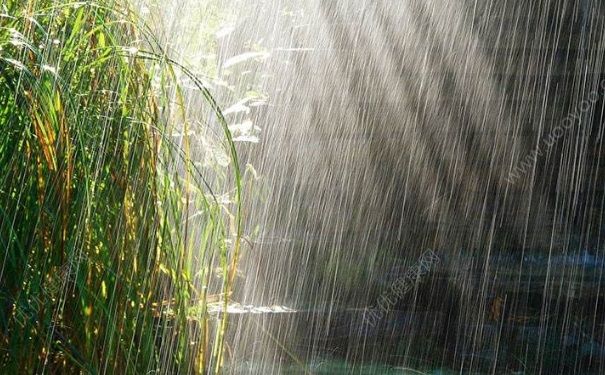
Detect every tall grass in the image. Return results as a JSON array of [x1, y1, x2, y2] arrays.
[[0, 0, 241, 373]]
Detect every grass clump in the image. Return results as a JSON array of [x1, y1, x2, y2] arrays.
[[0, 0, 241, 373]]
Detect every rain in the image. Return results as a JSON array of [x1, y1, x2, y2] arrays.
[[2, 0, 605, 374]]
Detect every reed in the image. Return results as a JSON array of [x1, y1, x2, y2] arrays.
[[0, 0, 241, 373]]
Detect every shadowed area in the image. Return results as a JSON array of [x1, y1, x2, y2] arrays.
[[126, 0, 605, 372], [205, 0, 605, 373]]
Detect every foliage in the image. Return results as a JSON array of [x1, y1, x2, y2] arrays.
[[0, 0, 241, 373]]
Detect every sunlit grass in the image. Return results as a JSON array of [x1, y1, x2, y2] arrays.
[[0, 0, 241, 373]]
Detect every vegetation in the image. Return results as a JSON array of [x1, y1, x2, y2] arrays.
[[0, 0, 241, 373]]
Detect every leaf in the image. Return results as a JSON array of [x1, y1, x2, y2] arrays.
[[215, 25, 235, 39], [222, 51, 270, 69], [228, 119, 254, 134], [224, 99, 251, 115], [233, 135, 259, 143]]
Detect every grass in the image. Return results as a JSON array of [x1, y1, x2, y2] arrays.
[[0, 0, 242, 373]]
